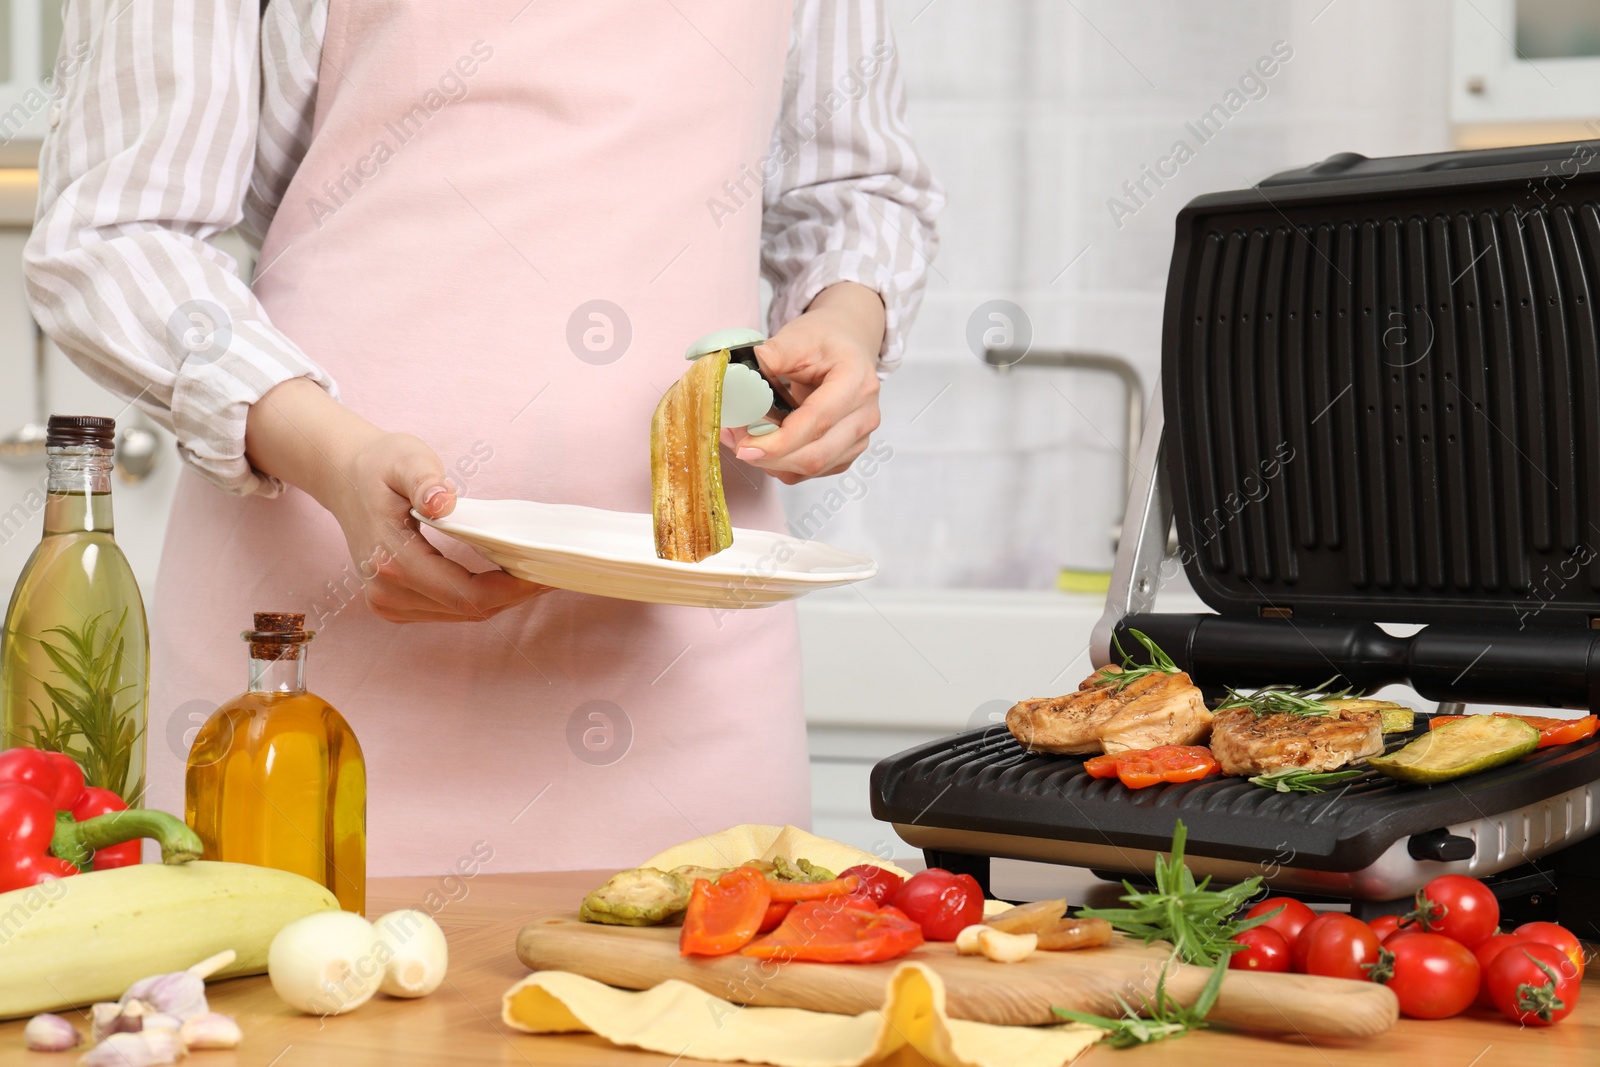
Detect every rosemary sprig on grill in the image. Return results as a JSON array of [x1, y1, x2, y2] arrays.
[[1054, 952, 1228, 1048], [1091, 629, 1181, 691], [1213, 678, 1350, 717], [1075, 820, 1274, 967], [1248, 767, 1365, 793]]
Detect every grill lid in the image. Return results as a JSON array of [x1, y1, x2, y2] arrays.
[[1163, 140, 1600, 628]]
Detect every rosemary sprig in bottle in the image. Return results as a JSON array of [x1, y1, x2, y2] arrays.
[[1075, 820, 1274, 967], [1091, 629, 1182, 692], [20, 609, 145, 800]]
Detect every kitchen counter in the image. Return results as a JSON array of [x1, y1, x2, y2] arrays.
[[7, 870, 1598, 1065]]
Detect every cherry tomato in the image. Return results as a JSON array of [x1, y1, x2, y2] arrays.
[[1246, 897, 1316, 949], [1368, 915, 1403, 942], [1407, 874, 1498, 949], [889, 868, 983, 941], [1229, 925, 1291, 972], [1301, 914, 1380, 981], [1290, 913, 1337, 973], [1472, 933, 1533, 1008], [1370, 932, 1480, 1019], [838, 864, 905, 907], [1513, 921, 1587, 979], [1486, 942, 1581, 1026]]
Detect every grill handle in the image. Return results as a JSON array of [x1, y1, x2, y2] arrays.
[[1119, 614, 1600, 710]]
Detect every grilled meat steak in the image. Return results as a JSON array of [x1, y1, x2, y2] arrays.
[[1006, 668, 1213, 755], [1208, 704, 1384, 776]]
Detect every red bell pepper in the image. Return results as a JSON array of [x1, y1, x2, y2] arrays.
[[742, 900, 925, 963], [0, 747, 202, 892]]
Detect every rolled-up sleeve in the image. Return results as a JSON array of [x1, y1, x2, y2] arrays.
[[24, 0, 334, 497], [760, 0, 944, 372]]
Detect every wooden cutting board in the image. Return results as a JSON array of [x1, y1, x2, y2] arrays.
[[517, 913, 1397, 1038]]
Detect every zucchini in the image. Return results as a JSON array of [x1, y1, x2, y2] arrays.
[[1325, 698, 1415, 734], [0, 861, 338, 1019], [1367, 715, 1539, 785], [651, 349, 733, 562]]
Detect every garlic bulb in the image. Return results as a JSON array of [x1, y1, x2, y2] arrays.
[[24, 1013, 80, 1052], [373, 909, 449, 998], [268, 910, 383, 1015]]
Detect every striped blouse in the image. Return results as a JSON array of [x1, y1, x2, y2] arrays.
[[25, 0, 942, 497]]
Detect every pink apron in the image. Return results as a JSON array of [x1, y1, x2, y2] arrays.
[[147, 0, 807, 875]]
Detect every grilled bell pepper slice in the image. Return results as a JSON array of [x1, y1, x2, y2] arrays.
[[741, 900, 924, 964], [1430, 713, 1598, 749], [0, 747, 202, 891], [1083, 745, 1219, 788], [765, 873, 860, 902], [679, 866, 772, 957]]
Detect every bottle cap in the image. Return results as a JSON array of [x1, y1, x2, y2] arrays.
[[46, 415, 114, 450], [244, 611, 315, 660]]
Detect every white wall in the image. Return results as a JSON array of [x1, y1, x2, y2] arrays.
[[781, 0, 1456, 588]]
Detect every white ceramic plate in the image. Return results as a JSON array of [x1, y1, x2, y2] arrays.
[[413, 498, 877, 609]]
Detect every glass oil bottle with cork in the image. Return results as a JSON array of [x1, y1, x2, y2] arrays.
[[2, 415, 149, 805], [186, 612, 366, 912]]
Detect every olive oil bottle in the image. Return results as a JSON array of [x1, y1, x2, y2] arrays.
[[186, 612, 366, 912], [1, 416, 149, 805]]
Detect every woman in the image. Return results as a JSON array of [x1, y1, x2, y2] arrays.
[[26, 1, 939, 873]]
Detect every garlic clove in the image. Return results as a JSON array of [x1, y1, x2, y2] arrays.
[[76, 1031, 179, 1067], [24, 1013, 81, 1052], [90, 1002, 136, 1043], [139, 1012, 183, 1034], [119, 970, 208, 1021], [373, 909, 449, 998], [178, 1012, 242, 1051]]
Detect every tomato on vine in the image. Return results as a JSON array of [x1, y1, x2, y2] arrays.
[[1404, 874, 1498, 949], [1486, 942, 1580, 1026], [1367, 932, 1480, 1019]]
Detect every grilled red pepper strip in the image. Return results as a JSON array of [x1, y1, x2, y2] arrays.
[[766, 874, 861, 903], [680, 867, 772, 957], [0, 747, 201, 890]]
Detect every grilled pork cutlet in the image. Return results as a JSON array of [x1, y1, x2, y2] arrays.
[[1209, 704, 1384, 776], [1006, 669, 1213, 755]]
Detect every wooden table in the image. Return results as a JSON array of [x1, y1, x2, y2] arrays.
[[6, 871, 1598, 1065]]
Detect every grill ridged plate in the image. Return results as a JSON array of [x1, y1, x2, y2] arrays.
[[870, 721, 1600, 871], [1164, 149, 1600, 625]]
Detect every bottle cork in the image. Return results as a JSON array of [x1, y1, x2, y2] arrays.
[[248, 611, 312, 660]]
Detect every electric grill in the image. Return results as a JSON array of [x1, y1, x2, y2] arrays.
[[871, 142, 1600, 930]]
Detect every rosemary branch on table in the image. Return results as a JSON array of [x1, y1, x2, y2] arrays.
[[1074, 820, 1273, 967], [1248, 767, 1366, 793], [1091, 629, 1182, 691], [1053, 952, 1229, 1048], [1212, 678, 1350, 717]]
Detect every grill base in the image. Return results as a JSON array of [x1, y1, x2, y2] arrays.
[[894, 774, 1599, 900]]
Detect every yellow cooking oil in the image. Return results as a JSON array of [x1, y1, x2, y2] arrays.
[[185, 612, 365, 913]]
